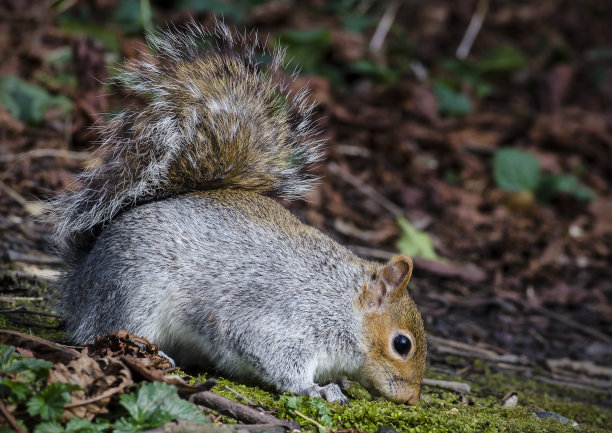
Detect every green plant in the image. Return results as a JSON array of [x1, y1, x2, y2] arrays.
[[536, 173, 595, 202], [114, 381, 208, 433], [0, 345, 208, 433], [433, 44, 528, 117], [279, 395, 332, 433], [275, 28, 333, 73], [0, 345, 74, 431], [0, 76, 73, 125], [175, 0, 267, 21], [34, 417, 110, 433], [493, 148, 595, 202], [432, 80, 472, 117], [396, 216, 439, 261], [112, 0, 153, 35]]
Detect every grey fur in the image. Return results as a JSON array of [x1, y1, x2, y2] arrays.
[[61, 191, 377, 400]]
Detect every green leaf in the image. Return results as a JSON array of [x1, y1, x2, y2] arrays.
[[27, 382, 75, 421], [57, 20, 120, 53], [113, 418, 142, 433], [276, 29, 332, 72], [116, 382, 208, 432], [441, 59, 495, 100], [397, 216, 439, 261], [0, 377, 32, 402], [280, 395, 332, 430], [33, 422, 65, 433], [112, 0, 153, 35], [5, 358, 52, 379], [311, 397, 332, 427], [65, 417, 110, 433], [349, 60, 397, 84], [280, 395, 302, 411], [476, 44, 527, 73], [0, 76, 73, 125], [536, 174, 596, 202], [493, 148, 541, 192], [0, 345, 15, 368], [342, 13, 376, 32], [432, 81, 472, 117], [176, 0, 248, 20]]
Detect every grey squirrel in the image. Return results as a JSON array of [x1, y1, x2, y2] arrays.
[[47, 21, 426, 405]]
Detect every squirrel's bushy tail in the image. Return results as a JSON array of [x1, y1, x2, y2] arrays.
[[47, 20, 323, 261]]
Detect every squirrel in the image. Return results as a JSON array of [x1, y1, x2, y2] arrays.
[[47, 21, 427, 405]]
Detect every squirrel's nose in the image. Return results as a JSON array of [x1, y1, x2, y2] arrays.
[[396, 386, 420, 405], [405, 391, 420, 405]]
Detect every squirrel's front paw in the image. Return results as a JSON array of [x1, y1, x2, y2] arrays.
[[307, 383, 349, 405]]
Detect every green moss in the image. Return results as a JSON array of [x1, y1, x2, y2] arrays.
[[211, 377, 280, 409], [183, 368, 609, 433]]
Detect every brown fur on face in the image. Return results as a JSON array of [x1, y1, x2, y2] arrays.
[[356, 256, 427, 404]]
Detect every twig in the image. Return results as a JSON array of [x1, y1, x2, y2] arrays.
[[0, 180, 27, 206], [0, 148, 90, 162], [189, 391, 299, 430], [141, 421, 286, 433], [546, 358, 612, 378], [533, 375, 610, 395], [228, 425, 286, 432], [456, 0, 490, 59], [0, 305, 61, 318], [5, 268, 60, 283], [431, 344, 528, 365], [429, 335, 506, 358], [64, 386, 125, 409], [0, 296, 44, 302], [4, 250, 63, 265], [422, 378, 471, 394], [369, 0, 403, 53], [224, 385, 257, 407], [0, 330, 79, 363], [327, 162, 404, 217], [0, 401, 27, 433], [550, 372, 612, 389], [293, 409, 327, 432], [534, 307, 612, 344]]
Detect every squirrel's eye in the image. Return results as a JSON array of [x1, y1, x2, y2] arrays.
[[393, 334, 412, 357]]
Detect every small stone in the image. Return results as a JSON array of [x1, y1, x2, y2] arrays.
[[501, 392, 518, 409], [445, 407, 459, 415]]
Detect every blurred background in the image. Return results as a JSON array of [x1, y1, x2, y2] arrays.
[[0, 0, 611, 424]]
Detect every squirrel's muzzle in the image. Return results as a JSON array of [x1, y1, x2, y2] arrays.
[[404, 390, 420, 405], [388, 384, 421, 405]]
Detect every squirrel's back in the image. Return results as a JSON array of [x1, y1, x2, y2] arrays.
[[46, 21, 322, 262], [60, 190, 374, 368]]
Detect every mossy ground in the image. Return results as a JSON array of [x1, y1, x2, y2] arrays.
[[184, 365, 611, 433], [1, 271, 610, 432]]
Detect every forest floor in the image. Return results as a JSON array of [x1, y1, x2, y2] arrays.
[[0, 0, 611, 432]]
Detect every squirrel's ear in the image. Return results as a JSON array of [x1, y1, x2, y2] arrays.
[[360, 256, 413, 312], [381, 255, 413, 295]]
